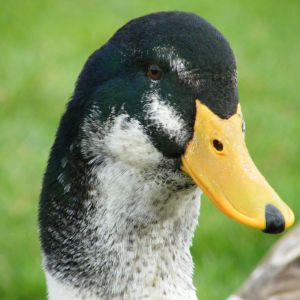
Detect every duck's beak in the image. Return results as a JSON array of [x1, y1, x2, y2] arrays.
[[181, 100, 294, 233]]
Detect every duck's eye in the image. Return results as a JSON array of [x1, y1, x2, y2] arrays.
[[242, 120, 246, 133], [213, 139, 223, 152], [147, 64, 162, 80]]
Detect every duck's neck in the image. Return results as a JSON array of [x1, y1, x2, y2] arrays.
[[43, 159, 201, 300]]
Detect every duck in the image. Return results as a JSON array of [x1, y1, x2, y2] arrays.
[[228, 223, 300, 300], [39, 11, 295, 300]]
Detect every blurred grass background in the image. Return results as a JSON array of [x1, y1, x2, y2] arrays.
[[1, 0, 300, 299]]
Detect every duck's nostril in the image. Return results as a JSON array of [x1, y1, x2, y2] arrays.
[[264, 204, 285, 234], [213, 139, 223, 151]]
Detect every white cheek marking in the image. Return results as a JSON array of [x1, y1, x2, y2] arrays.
[[144, 90, 188, 145], [80, 106, 162, 167], [103, 114, 162, 167]]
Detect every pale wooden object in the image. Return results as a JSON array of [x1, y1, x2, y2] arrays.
[[228, 224, 300, 300]]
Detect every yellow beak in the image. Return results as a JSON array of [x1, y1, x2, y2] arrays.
[[182, 100, 294, 233]]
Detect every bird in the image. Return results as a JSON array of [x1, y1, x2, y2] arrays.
[[39, 11, 295, 300], [228, 223, 300, 300]]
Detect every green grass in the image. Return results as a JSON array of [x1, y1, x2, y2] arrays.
[[1, 1, 299, 299]]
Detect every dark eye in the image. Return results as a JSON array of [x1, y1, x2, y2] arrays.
[[147, 64, 162, 80], [213, 139, 223, 152]]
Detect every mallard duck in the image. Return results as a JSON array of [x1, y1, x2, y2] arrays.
[[228, 224, 300, 300], [39, 11, 294, 300]]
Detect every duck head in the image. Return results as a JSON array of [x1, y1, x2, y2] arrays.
[[42, 12, 294, 243]]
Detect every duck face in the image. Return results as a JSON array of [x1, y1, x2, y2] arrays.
[[70, 12, 293, 233]]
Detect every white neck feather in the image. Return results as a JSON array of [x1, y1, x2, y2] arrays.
[[45, 159, 201, 299], [44, 114, 202, 300]]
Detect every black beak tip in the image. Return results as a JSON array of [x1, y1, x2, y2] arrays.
[[264, 204, 285, 234]]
